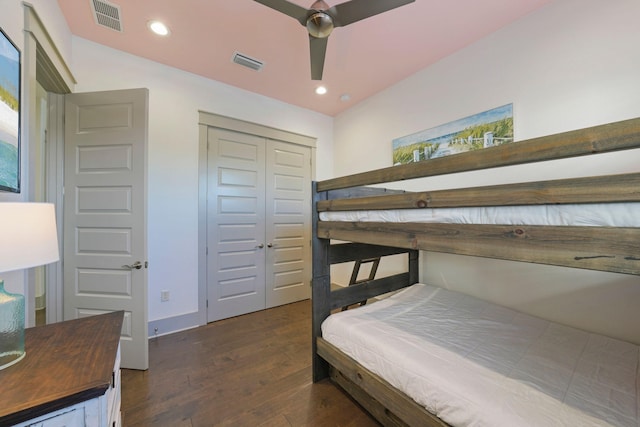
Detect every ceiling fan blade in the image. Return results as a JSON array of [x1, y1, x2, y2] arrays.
[[309, 35, 329, 80], [253, 0, 309, 25], [329, 0, 415, 27]]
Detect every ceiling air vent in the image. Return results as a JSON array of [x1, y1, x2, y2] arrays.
[[232, 52, 264, 72], [90, 0, 123, 32]]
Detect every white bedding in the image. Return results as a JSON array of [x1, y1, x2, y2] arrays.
[[319, 203, 640, 227], [321, 283, 640, 427]]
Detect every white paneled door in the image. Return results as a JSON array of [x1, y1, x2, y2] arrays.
[[265, 140, 311, 307], [207, 129, 267, 321], [207, 128, 311, 322], [64, 88, 148, 370]]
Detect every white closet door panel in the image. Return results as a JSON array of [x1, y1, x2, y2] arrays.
[[265, 140, 311, 307], [207, 128, 266, 321]]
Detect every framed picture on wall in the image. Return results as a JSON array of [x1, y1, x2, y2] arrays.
[[0, 27, 20, 193], [392, 104, 514, 165]]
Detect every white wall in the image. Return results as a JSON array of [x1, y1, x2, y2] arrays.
[[70, 37, 334, 330], [332, 0, 640, 344]]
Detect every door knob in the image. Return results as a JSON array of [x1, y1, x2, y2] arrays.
[[123, 261, 143, 270], [256, 244, 264, 249]]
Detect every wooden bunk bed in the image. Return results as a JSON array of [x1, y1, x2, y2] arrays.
[[311, 117, 640, 427]]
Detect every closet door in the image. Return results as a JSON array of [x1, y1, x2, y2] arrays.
[[207, 128, 266, 321], [206, 126, 312, 322], [265, 140, 311, 307]]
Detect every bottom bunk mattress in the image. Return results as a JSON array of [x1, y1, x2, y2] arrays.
[[321, 283, 639, 427]]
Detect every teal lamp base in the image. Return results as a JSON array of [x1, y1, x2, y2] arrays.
[[0, 280, 26, 370]]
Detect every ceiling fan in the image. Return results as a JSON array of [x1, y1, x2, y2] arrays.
[[253, 0, 415, 80]]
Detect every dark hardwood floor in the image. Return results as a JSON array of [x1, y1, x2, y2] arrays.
[[121, 300, 380, 426]]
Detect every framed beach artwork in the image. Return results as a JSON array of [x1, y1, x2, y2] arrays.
[[0, 28, 20, 193], [392, 104, 514, 165]]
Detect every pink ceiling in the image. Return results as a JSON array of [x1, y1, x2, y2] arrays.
[[56, 0, 553, 116]]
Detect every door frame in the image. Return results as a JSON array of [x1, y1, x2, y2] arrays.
[[198, 112, 316, 324], [23, 3, 76, 325]]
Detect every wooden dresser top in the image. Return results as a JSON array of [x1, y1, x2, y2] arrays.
[[0, 311, 124, 425]]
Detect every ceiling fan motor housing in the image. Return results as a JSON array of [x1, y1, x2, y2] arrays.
[[307, 11, 334, 38]]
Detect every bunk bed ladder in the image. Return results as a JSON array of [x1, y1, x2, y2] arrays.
[[341, 257, 381, 311]]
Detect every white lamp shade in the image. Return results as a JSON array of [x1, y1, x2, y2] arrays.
[[0, 203, 60, 273]]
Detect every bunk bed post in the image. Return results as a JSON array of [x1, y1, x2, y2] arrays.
[[409, 249, 419, 285], [311, 182, 331, 382]]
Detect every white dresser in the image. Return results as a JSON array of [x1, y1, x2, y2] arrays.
[[0, 311, 124, 427]]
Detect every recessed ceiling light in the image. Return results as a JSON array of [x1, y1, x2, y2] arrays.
[[148, 20, 170, 36], [315, 86, 327, 95]]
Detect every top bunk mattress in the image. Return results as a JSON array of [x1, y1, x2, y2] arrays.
[[321, 283, 640, 427], [319, 203, 640, 227]]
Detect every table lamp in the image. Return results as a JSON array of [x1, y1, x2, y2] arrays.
[[0, 203, 59, 370]]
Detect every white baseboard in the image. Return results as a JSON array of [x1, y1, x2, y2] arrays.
[[147, 311, 201, 339]]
